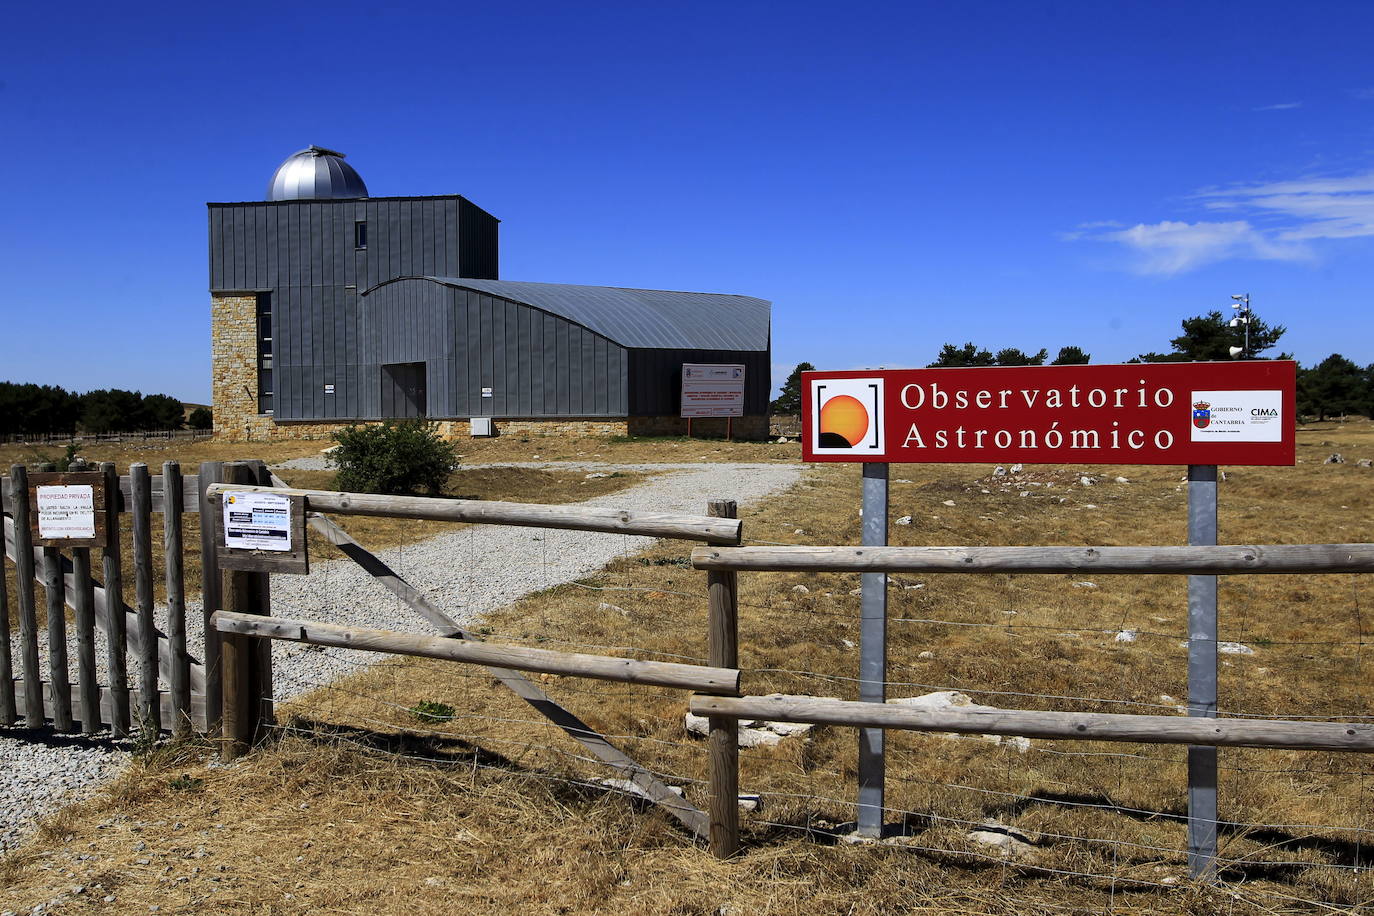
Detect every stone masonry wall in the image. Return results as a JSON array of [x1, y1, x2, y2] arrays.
[[210, 294, 273, 443]]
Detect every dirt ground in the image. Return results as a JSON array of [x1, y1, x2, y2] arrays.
[[1, 421, 1372, 914]]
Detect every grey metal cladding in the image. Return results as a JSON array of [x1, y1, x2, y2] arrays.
[[361, 280, 628, 418], [402, 278, 769, 352], [627, 348, 772, 416]]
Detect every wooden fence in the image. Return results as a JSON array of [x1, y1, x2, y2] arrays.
[[687, 540, 1374, 863], [0, 460, 263, 736], [206, 476, 744, 842], [0, 429, 213, 446]]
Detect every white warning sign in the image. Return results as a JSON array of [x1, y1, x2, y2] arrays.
[[223, 491, 293, 551], [36, 485, 96, 539]]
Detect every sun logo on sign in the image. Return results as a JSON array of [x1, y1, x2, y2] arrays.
[[819, 395, 870, 448], [809, 377, 885, 455]]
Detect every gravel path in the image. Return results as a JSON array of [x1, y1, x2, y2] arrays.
[[0, 460, 801, 852]]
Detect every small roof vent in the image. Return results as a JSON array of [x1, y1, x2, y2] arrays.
[[266, 145, 368, 201]]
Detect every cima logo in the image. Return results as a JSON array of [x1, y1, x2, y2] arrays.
[[809, 377, 884, 455], [1192, 401, 1211, 430]]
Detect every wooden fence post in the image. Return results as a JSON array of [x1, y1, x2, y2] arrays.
[[129, 463, 159, 733], [220, 462, 273, 760], [163, 461, 191, 737], [0, 478, 14, 727], [101, 462, 130, 737], [9, 466, 43, 728], [199, 461, 225, 734], [37, 462, 73, 733], [706, 499, 740, 859]]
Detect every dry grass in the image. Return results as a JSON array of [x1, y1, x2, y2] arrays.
[[2, 421, 1373, 913]]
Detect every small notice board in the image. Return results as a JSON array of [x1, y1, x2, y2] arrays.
[[212, 490, 309, 574], [28, 471, 110, 548], [681, 363, 746, 418]]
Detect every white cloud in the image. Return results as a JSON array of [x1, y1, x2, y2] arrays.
[[1095, 220, 1309, 274], [1077, 169, 1374, 273], [1252, 101, 1302, 111], [1198, 172, 1374, 241]]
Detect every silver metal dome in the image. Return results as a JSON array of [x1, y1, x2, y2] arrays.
[[266, 146, 368, 201]]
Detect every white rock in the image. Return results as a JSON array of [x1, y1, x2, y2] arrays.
[[738, 794, 762, 812], [848, 587, 863, 596], [794, 528, 805, 534], [1019, 491, 1030, 498], [942, 499, 956, 507], [1114, 476, 1129, 483], [584, 472, 610, 479], [903, 583, 925, 590], [842, 639, 856, 649], [966, 828, 1035, 858], [917, 650, 935, 659], [792, 584, 810, 594], [1219, 642, 1255, 655], [596, 602, 627, 616], [895, 515, 912, 525], [888, 691, 1033, 752], [1010, 464, 1023, 473], [1073, 581, 1097, 589], [1115, 629, 1137, 643], [992, 466, 1007, 477], [1079, 476, 1096, 486], [594, 778, 685, 800]]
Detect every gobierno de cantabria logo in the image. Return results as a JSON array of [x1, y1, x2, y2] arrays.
[[810, 377, 885, 455]]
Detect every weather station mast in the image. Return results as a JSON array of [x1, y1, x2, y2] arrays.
[[1228, 293, 1252, 359]]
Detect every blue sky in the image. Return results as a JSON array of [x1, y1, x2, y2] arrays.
[[4, 1, 1374, 403]]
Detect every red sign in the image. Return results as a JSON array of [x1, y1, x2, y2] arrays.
[[802, 361, 1295, 466]]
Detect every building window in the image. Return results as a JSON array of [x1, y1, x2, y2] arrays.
[[256, 292, 273, 415], [354, 220, 367, 250]]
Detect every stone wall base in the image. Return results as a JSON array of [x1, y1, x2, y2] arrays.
[[213, 415, 769, 442]]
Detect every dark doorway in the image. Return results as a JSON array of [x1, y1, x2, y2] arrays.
[[381, 362, 428, 418]]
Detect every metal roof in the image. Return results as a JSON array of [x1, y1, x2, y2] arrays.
[[368, 277, 771, 351], [266, 146, 368, 201]]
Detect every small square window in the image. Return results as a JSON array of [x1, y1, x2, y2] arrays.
[[354, 220, 368, 249]]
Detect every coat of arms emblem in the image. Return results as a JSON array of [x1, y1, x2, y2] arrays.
[[1192, 401, 1211, 429]]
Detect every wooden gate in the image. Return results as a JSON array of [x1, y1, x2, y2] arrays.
[[1, 461, 214, 735]]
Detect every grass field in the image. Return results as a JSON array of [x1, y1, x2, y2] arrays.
[[1, 422, 1372, 914]]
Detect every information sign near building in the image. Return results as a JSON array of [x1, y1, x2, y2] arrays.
[[28, 471, 109, 548], [681, 364, 746, 418], [213, 490, 309, 574], [803, 361, 1295, 466]]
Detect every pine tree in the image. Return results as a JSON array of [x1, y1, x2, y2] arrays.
[[770, 362, 814, 414]]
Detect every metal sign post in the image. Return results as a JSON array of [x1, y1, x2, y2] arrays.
[[1187, 465, 1219, 878], [857, 462, 889, 837]]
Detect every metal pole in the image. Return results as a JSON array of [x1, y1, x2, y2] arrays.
[[1244, 294, 1251, 359], [1187, 464, 1219, 879], [857, 462, 888, 837]]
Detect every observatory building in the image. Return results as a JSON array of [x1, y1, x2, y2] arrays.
[[209, 146, 771, 441]]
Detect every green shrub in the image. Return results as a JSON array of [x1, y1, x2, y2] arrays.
[[330, 420, 457, 496], [409, 700, 456, 724]]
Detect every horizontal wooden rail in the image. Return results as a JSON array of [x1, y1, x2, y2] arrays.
[[11, 679, 208, 733], [3, 474, 201, 514], [690, 695, 1374, 753], [213, 611, 741, 693], [691, 544, 1374, 575], [207, 483, 742, 544]]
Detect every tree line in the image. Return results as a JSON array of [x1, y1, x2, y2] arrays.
[[771, 310, 1374, 421], [0, 382, 213, 437]]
